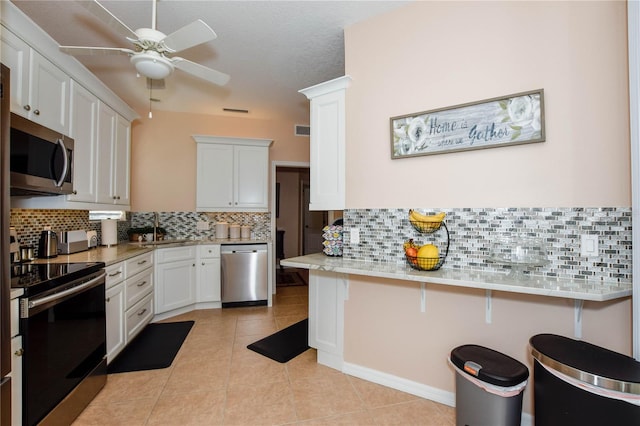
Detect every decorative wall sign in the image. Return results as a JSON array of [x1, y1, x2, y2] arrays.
[[390, 89, 545, 159]]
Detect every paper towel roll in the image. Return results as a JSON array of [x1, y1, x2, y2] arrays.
[[101, 219, 118, 246]]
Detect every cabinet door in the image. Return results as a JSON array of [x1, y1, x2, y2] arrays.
[[197, 258, 221, 302], [155, 259, 196, 314], [0, 29, 30, 117], [95, 102, 116, 204], [234, 145, 269, 209], [11, 335, 23, 426], [29, 51, 69, 134], [196, 143, 234, 210], [308, 270, 346, 370], [67, 81, 98, 202], [113, 114, 131, 205], [105, 283, 125, 363]]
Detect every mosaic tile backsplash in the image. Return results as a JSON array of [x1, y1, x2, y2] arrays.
[[10, 209, 271, 257], [130, 212, 271, 240], [343, 208, 632, 283], [10, 207, 631, 283]]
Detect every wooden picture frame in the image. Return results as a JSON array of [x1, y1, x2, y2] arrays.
[[390, 89, 545, 159]]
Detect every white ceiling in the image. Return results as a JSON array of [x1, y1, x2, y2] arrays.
[[10, 0, 409, 122]]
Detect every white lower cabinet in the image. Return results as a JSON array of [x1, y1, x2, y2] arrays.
[[154, 246, 197, 315], [126, 293, 153, 342], [196, 245, 221, 303], [105, 283, 125, 363], [308, 270, 347, 371], [105, 252, 154, 363]]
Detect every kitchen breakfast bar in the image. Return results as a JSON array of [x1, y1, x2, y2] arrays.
[[281, 253, 632, 372]]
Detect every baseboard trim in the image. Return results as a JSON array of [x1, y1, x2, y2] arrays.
[[342, 361, 533, 426]]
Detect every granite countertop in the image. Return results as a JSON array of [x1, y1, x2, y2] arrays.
[[29, 238, 270, 267], [280, 253, 632, 302]]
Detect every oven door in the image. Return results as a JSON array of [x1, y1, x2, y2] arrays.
[[20, 271, 106, 426]]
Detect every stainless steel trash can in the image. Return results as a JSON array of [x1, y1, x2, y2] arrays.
[[530, 334, 640, 426], [450, 345, 529, 426]]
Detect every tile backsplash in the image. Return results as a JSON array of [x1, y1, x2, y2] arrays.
[[344, 207, 632, 283], [9, 209, 271, 256], [10, 207, 632, 284]]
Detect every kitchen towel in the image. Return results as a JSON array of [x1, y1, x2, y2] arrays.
[[101, 219, 118, 246]]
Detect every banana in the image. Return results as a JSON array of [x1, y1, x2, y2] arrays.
[[409, 209, 445, 223]]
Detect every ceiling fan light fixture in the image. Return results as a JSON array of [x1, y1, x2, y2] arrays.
[[131, 51, 173, 80]]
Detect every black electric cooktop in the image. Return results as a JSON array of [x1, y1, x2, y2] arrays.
[[11, 261, 105, 295]]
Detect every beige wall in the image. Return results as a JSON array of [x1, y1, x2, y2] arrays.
[[343, 1, 632, 414], [130, 110, 310, 211], [344, 0, 630, 209]]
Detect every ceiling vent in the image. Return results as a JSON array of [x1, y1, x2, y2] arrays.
[[295, 124, 310, 137]]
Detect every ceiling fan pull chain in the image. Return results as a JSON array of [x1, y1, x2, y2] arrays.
[[148, 86, 153, 119]]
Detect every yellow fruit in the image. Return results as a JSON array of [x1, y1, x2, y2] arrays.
[[417, 244, 439, 259], [409, 210, 446, 223]]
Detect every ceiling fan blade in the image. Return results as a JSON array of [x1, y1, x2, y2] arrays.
[[59, 46, 134, 56], [77, 0, 138, 40], [146, 78, 166, 90], [171, 57, 230, 86], [161, 20, 217, 53]]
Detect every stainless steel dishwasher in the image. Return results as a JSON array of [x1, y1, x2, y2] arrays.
[[220, 243, 268, 307]]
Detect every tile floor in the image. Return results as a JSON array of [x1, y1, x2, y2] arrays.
[[73, 275, 455, 425]]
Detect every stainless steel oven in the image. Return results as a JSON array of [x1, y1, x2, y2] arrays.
[[12, 262, 106, 426], [9, 112, 74, 197]]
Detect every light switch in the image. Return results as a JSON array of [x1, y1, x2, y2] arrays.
[[581, 234, 598, 257], [351, 228, 360, 245]]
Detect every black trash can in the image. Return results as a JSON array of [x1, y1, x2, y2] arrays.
[[530, 334, 640, 426], [450, 344, 529, 426]]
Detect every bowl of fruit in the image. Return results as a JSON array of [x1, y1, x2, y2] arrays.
[[408, 210, 446, 233], [403, 239, 446, 271]]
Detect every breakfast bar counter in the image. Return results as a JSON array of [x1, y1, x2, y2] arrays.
[[281, 253, 632, 302]]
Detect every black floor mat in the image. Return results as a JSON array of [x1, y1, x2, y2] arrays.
[[247, 318, 309, 363], [107, 321, 194, 374]]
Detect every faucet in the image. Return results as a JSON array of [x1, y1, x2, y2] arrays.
[[153, 212, 159, 241]]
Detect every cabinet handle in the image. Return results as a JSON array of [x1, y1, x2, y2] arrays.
[[105, 297, 110, 302], [72, 190, 77, 195], [23, 105, 30, 111], [137, 281, 146, 287], [202, 262, 205, 266], [112, 196, 117, 200], [137, 308, 147, 316], [117, 196, 121, 200], [228, 202, 232, 205], [192, 263, 195, 267], [137, 260, 147, 265], [108, 271, 122, 277], [14, 348, 24, 357], [34, 109, 40, 115]]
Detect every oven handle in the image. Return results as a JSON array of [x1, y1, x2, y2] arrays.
[[24, 272, 106, 315]]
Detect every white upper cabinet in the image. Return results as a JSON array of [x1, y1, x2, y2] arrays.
[[194, 136, 273, 212], [299, 76, 352, 211], [1, 27, 69, 135], [113, 114, 131, 206], [67, 81, 98, 202]]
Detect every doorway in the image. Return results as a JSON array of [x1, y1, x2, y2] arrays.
[[273, 165, 326, 263]]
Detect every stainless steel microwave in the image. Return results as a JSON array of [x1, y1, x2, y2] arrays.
[[10, 113, 74, 196]]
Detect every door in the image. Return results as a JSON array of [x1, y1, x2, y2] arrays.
[[302, 184, 326, 254]]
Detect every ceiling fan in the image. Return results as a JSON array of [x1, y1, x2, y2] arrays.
[[59, 0, 230, 87]]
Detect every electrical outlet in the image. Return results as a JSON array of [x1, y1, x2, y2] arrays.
[[196, 221, 210, 231], [351, 228, 360, 244], [581, 234, 598, 257]]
